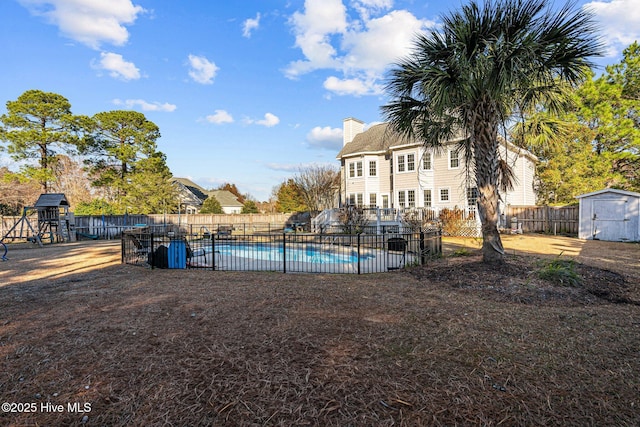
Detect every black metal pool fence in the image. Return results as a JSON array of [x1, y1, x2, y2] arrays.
[[122, 228, 442, 274]]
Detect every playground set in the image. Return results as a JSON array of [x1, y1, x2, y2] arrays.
[[1, 193, 76, 260]]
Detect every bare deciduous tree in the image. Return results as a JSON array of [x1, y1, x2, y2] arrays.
[[0, 167, 41, 215], [292, 165, 340, 214], [50, 155, 93, 208], [338, 205, 369, 234]]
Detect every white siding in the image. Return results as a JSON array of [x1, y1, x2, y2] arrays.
[[498, 148, 536, 206], [339, 123, 537, 212]]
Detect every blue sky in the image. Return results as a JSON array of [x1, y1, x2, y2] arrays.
[[1, 0, 638, 201]]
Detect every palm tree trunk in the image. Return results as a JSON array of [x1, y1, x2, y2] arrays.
[[471, 101, 505, 264]]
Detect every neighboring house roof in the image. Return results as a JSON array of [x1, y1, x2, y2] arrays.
[[34, 193, 70, 208], [208, 190, 244, 208], [172, 177, 209, 201], [171, 178, 244, 208]]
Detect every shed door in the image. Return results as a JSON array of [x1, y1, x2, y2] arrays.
[[591, 198, 628, 241]]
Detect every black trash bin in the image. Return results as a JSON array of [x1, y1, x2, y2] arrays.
[[388, 237, 406, 252], [150, 245, 169, 269]]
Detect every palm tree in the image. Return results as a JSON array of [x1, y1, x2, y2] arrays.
[[382, 0, 602, 263]]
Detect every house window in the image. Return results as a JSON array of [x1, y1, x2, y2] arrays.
[[407, 154, 415, 171], [369, 193, 377, 207], [424, 189, 432, 207], [369, 161, 377, 176], [382, 195, 389, 209], [398, 191, 406, 208], [423, 153, 432, 170], [348, 194, 356, 205], [449, 150, 460, 169], [408, 190, 415, 207], [439, 188, 450, 202], [349, 163, 355, 178], [356, 161, 363, 177], [467, 187, 479, 206], [397, 155, 405, 172]]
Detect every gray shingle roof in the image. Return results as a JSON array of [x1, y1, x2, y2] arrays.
[[171, 178, 244, 208], [34, 193, 69, 208], [337, 123, 404, 158], [336, 122, 531, 162], [207, 190, 244, 208], [172, 178, 209, 201]]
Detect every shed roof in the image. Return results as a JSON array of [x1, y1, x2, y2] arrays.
[[34, 193, 69, 208], [575, 189, 640, 199]]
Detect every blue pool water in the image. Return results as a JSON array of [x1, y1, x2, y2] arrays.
[[202, 243, 374, 264]]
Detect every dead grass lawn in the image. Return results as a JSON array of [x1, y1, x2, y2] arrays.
[[0, 235, 638, 426]]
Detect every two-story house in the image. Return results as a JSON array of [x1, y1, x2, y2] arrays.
[[337, 117, 536, 212]]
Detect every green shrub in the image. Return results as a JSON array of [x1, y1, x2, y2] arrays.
[[451, 247, 472, 257], [537, 256, 581, 286]]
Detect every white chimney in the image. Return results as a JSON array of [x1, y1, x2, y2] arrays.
[[343, 117, 364, 146]]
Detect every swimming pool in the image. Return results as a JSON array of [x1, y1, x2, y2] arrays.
[[123, 231, 439, 273], [197, 242, 376, 264]]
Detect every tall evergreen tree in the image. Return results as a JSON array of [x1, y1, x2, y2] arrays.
[[82, 110, 160, 198], [0, 90, 83, 192], [577, 43, 640, 191], [514, 43, 640, 203], [123, 152, 177, 214]]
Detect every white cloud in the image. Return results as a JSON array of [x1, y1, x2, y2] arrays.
[[206, 110, 234, 124], [286, 0, 348, 79], [352, 0, 393, 20], [584, 0, 640, 57], [342, 10, 432, 71], [113, 99, 176, 112], [265, 161, 334, 172], [187, 54, 219, 84], [285, 0, 436, 96], [246, 113, 280, 127], [306, 126, 343, 150], [242, 13, 261, 38], [323, 75, 382, 96], [94, 52, 141, 80], [265, 162, 301, 172], [18, 0, 145, 49]]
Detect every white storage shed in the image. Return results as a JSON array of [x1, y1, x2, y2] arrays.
[[576, 189, 640, 242]]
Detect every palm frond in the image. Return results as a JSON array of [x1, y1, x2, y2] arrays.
[[498, 158, 517, 192]]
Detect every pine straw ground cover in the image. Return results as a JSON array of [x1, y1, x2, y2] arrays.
[[0, 237, 639, 426]]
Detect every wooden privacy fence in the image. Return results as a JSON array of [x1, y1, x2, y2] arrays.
[[1, 206, 578, 240], [504, 205, 578, 235], [1, 213, 299, 241], [73, 213, 299, 239]]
